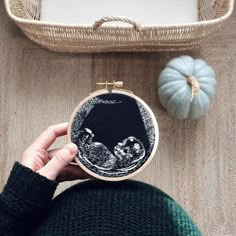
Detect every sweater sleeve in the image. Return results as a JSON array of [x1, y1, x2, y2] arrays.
[[0, 162, 58, 236]]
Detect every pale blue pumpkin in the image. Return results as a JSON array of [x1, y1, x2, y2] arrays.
[[158, 55, 217, 119]]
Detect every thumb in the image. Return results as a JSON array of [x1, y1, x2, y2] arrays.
[[38, 143, 78, 180]]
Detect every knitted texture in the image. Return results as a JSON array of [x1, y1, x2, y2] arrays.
[[0, 163, 202, 236], [0, 162, 58, 235], [32, 181, 202, 236]]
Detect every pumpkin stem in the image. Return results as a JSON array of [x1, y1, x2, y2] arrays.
[[187, 76, 200, 102]]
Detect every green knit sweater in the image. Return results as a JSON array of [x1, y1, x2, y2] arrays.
[[0, 162, 202, 236]]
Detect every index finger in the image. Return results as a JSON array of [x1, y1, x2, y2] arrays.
[[31, 123, 69, 150]]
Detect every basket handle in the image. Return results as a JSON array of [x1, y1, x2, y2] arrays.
[[93, 16, 142, 32]]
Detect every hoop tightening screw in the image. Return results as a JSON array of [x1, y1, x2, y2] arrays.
[[96, 81, 123, 89]]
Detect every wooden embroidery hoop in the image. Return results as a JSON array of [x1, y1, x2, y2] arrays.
[[67, 81, 159, 181]]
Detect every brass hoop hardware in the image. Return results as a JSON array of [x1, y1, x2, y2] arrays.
[[96, 81, 124, 90]]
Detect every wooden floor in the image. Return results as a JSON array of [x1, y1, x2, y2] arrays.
[[0, 2, 235, 235]]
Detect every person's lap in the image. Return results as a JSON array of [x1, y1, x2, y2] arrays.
[[31, 180, 201, 236]]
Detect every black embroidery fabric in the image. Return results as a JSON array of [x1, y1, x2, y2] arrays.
[[71, 93, 156, 178]]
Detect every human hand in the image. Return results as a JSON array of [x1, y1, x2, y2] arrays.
[[20, 123, 89, 182]]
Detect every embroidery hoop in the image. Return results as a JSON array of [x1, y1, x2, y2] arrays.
[[68, 83, 159, 181]]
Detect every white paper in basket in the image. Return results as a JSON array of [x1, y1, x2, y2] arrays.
[[40, 0, 198, 26]]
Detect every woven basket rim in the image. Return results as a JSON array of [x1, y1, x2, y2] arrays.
[[4, 0, 234, 29]]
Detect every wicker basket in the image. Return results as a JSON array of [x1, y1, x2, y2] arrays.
[[4, 0, 234, 53]]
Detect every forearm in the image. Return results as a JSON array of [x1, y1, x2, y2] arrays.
[[0, 162, 58, 235]]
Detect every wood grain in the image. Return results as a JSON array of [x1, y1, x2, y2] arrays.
[[0, 1, 235, 235]]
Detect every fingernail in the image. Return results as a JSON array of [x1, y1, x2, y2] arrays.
[[65, 143, 78, 155]]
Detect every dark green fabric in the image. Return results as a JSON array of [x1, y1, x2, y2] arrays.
[[0, 162, 202, 236], [0, 162, 58, 235]]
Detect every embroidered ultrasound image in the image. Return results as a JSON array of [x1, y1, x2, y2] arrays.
[[71, 93, 155, 178]]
